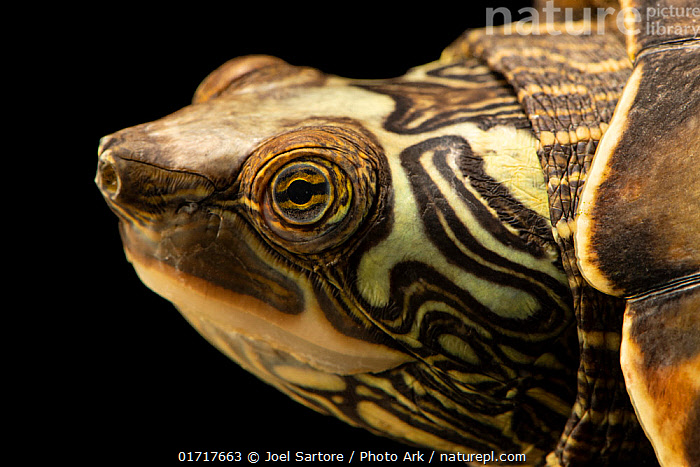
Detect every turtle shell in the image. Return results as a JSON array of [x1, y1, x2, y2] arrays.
[[443, 1, 699, 465], [573, 1, 700, 465]]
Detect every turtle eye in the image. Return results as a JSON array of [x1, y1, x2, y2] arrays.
[[242, 126, 382, 256], [271, 162, 335, 225], [264, 158, 353, 245]]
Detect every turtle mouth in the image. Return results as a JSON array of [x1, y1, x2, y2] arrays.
[[95, 147, 306, 318], [96, 146, 410, 376], [96, 141, 227, 261], [96, 147, 218, 226]]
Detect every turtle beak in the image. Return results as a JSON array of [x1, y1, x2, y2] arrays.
[[95, 125, 226, 273], [95, 134, 217, 222], [94, 90, 290, 271]]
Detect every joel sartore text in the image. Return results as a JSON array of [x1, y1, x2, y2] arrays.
[[177, 450, 527, 463]]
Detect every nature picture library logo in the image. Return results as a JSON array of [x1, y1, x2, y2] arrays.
[[485, 0, 700, 36], [645, 4, 700, 36]]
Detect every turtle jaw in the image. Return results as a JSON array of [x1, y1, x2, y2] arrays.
[[100, 199, 410, 377]]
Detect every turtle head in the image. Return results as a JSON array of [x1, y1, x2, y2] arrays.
[[96, 55, 412, 377]]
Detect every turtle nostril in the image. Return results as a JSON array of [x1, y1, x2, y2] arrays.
[[97, 157, 120, 197]]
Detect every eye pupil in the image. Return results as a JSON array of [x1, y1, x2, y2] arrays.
[[287, 179, 314, 205], [270, 162, 336, 227]]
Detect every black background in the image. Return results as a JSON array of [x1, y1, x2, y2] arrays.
[[65, 2, 531, 464]]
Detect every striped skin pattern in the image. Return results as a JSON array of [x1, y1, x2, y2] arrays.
[[96, 42, 638, 465], [444, 25, 657, 465]]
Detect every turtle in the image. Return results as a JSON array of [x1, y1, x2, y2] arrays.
[[95, 0, 699, 465]]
